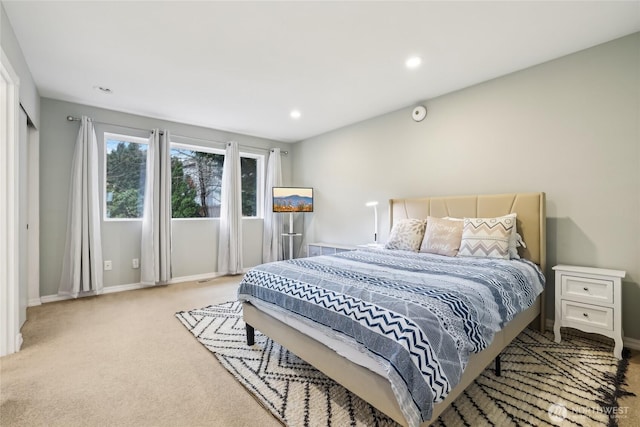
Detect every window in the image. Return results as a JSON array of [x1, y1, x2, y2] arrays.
[[240, 156, 258, 217], [104, 133, 148, 219], [171, 144, 224, 218], [104, 133, 263, 220], [170, 143, 263, 218]]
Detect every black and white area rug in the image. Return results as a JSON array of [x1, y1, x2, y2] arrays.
[[176, 301, 634, 427]]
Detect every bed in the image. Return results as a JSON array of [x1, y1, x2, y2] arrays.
[[238, 192, 546, 426]]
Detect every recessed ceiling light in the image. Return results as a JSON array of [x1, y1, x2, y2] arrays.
[[290, 110, 301, 119], [93, 85, 113, 94], [405, 56, 422, 69]]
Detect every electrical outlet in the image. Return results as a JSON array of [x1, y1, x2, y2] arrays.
[[104, 260, 112, 271], [132, 258, 139, 269]]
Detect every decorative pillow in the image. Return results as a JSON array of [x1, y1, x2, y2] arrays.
[[502, 213, 521, 259], [385, 219, 426, 252], [458, 215, 515, 259], [509, 231, 526, 259], [419, 216, 463, 257]]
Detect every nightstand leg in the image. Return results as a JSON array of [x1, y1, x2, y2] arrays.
[[553, 322, 561, 343], [614, 337, 623, 360]]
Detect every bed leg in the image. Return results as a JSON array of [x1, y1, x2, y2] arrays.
[[246, 324, 255, 346], [495, 355, 501, 377], [539, 294, 546, 332]]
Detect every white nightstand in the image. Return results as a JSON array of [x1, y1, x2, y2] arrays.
[[307, 242, 356, 257], [356, 243, 385, 249], [553, 264, 626, 359]]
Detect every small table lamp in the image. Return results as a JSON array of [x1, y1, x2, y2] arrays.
[[365, 201, 379, 243]]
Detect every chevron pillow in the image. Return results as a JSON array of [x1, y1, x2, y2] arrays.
[[458, 215, 515, 259]]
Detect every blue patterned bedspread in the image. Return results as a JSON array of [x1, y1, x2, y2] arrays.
[[237, 249, 545, 427]]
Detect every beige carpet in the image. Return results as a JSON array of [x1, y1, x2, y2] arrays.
[[0, 277, 280, 427], [2, 277, 639, 426]]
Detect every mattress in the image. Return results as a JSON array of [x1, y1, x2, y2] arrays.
[[249, 298, 387, 376]]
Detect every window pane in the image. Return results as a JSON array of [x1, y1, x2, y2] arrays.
[[105, 139, 147, 219], [241, 157, 257, 217], [171, 148, 224, 218]]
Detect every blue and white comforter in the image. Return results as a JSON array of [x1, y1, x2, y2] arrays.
[[237, 249, 545, 427]]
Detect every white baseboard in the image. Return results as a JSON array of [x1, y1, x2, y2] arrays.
[[167, 269, 250, 284], [28, 298, 42, 307], [36, 271, 248, 305], [166, 272, 225, 284], [40, 290, 100, 304], [623, 336, 640, 351], [102, 282, 157, 294]]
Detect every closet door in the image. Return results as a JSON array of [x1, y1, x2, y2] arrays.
[[18, 107, 27, 328]]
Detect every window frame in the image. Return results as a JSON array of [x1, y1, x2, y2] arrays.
[[240, 151, 264, 219], [103, 132, 150, 222], [169, 141, 264, 219]]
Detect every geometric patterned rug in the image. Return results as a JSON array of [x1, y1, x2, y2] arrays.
[[176, 301, 634, 427]]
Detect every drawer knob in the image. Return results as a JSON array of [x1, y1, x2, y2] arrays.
[[583, 287, 589, 292], [583, 313, 589, 318]]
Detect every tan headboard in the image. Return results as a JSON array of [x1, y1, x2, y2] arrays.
[[389, 192, 546, 270]]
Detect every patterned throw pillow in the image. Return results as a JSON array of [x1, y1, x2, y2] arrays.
[[419, 216, 464, 257], [385, 219, 426, 252], [458, 215, 515, 259]]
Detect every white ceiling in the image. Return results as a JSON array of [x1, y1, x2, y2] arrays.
[[4, 1, 640, 143]]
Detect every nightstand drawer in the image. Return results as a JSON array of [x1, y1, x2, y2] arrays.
[[321, 246, 337, 255], [308, 245, 323, 257], [307, 243, 356, 257], [560, 274, 613, 304], [562, 301, 613, 330], [334, 248, 353, 253]]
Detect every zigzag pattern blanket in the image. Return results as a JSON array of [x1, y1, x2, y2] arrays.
[[237, 249, 545, 427]]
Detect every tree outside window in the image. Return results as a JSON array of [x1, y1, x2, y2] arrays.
[[241, 157, 257, 217], [171, 147, 224, 218], [170, 145, 259, 218], [105, 135, 261, 220], [105, 135, 148, 219]]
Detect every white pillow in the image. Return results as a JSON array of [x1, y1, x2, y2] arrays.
[[510, 231, 527, 259], [503, 213, 526, 259]]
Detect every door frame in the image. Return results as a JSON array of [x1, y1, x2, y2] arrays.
[[27, 125, 40, 307], [0, 47, 22, 356]]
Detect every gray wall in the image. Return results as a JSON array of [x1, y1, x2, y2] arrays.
[[292, 33, 640, 339], [0, 2, 39, 127], [40, 98, 291, 297]]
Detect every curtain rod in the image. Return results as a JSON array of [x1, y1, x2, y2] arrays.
[[66, 115, 152, 134], [66, 115, 288, 155]]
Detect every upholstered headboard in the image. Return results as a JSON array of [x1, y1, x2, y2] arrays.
[[389, 192, 546, 270]]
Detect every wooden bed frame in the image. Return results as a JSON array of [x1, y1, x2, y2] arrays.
[[243, 192, 546, 426]]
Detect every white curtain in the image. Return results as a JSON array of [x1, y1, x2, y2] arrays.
[[262, 148, 283, 263], [58, 116, 103, 297], [217, 141, 243, 275], [140, 129, 172, 284]]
